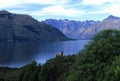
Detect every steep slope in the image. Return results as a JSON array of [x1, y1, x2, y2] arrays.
[[81, 15, 120, 39], [0, 10, 68, 41], [43, 19, 99, 39], [43, 15, 120, 39]]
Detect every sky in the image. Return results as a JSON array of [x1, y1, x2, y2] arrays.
[[0, 0, 120, 21]]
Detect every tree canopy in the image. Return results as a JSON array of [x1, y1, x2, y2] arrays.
[[67, 29, 120, 81]]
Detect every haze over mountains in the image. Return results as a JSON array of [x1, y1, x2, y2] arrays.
[[0, 10, 67, 41], [43, 15, 120, 39]]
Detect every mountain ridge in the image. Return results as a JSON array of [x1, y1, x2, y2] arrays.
[[43, 15, 120, 39], [0, 10, 68, 41]]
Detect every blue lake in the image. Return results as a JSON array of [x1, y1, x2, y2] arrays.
[[0, 40, 89, 67]]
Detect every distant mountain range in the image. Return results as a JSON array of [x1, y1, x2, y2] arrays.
[[43, 15, 120, 39], [0, 10, 68, 41]]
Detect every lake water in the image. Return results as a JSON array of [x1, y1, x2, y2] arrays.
[[0, 40, 89, 67]]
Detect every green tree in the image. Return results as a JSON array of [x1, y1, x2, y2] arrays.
[[105, 56, 120, 81], [67, 29, 120, 81], [18, 66, 28, 81], [29, 64, 41, 81], [18, 61, 40, 81], [40, 55, 75, 81], [22, 61, 37, 81]]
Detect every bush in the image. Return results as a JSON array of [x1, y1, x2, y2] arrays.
[[18, 61, 41, 81], [67, 29, 120, 81]]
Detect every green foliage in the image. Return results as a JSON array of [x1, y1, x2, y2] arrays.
[[40, 55, 75, 81], [82, 29, 120, 63], [0, 67, 20, 81], [22, 61, 37, 81], [18, 61, 41, 81], [29, 64, 41, 81], [67, 29, 120, 81], [104, 56, 120, 81], [18, 67, 27, 81]]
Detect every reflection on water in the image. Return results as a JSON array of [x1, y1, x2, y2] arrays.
[[0, 41, 42, 67], [0, 40, 89, 67]]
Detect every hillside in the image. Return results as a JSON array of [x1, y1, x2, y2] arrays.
[[43, 15, 120, 39], [0, 10, 68, 41], [81, 15, 120, 39], [43, 19, 99, 39]]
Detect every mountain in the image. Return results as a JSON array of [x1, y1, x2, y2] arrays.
[[43, 15, 120, 39], [0, 10, 68, 41], [43, 19, 99, 39], [81, 15, 120, 39]]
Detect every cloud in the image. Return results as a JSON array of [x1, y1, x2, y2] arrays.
[[83, 1, 120, 17], [23, 0, 68, 5], [109, 5, 120, 16], [0, 0, 68, 8], [30, 6, 84, 17], [0, 0, 120, 20], [0, 0, 21, 8], [82, 0, 120, 5], [79, 0, 120, 17]]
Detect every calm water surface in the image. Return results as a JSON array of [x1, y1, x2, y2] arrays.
[[0, 40, 89, 67]]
